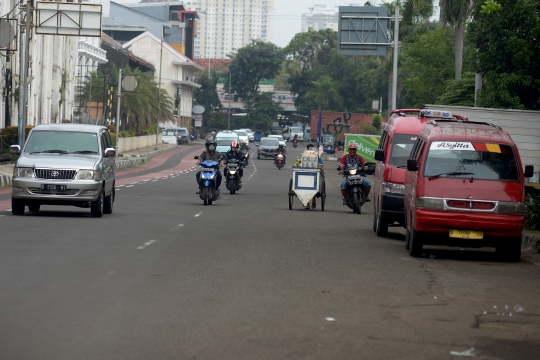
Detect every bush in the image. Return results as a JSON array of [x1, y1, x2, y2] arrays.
[[372, 114, 382, 131], [0, 126, 33, 153], [525, 194, 540, 230]]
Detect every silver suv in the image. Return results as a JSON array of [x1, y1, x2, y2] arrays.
[[10, 124, 116, 217]]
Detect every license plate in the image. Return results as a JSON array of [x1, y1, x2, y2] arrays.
[[449, 229, 483, 239], [41, 184, 67, 192]]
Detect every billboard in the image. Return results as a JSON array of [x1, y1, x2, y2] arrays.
[[344, 133, 380, 163]]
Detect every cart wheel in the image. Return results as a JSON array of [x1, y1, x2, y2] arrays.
[[321, 179, 326, 211], [288, 178, 293, 210]]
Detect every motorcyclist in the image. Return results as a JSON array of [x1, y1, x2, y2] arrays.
[[196, 139, 225, 194], [240, 141, 249, 152], [293, 134, 298, 143], [339, 143, 371, 205], [274, 144, 287, 165], [225, 141, 245, 184]]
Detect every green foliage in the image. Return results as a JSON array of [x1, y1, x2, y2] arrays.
[[371, 114, 382, 131], [525, 194, 540, 231], [109, 133, 116, 147], [205, 112, 227, 131], [480, 0, 502, 14], [358, 123, 381, 135], [436, 72, 476, 106], [0, 126, 33, 153], [284, 28, 338, 69], [468, 0, 540, 109], [401, 25, 455, 107], [305, 74, 343, 111], [193, 71, 223, 115], [227, 40, 285, 99], [245, 93, 282, 131]]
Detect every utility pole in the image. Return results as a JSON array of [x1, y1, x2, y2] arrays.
[[391, 5, 400, 111], [155, 26, 165, 150], [115, 69, 122, 156], [227, 71, 231, 130]]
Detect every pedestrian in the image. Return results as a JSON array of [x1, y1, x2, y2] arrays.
[[190, 134, 195, 145]]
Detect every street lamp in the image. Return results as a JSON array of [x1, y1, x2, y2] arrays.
[[227, 71, 231, 130], [155, 25, 167, 150]]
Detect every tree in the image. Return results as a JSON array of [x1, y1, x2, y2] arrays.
[[227, 40, 285, 100], [400, 25, 455, 107], [305, 75, 343, 111], [436, 72, 476, 106], [284, 28, 338, 70], [244, 93, 282, 131], [194, 70, 222, 127], [469, 0, 540, 109]]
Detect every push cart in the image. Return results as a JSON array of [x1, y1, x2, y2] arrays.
[[288, 167, 326, 211]]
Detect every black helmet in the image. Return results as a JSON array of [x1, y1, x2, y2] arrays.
[[306, 143, 315, 150], [206, 139, 217, 151]]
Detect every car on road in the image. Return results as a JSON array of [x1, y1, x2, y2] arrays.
[[215, 130, 239, 153], [240, 129, 255, 142], [404, 119, 534, 261], [234, 130, 250, 146], [10, 124, 116, 217], [256, 137, 280, 159], [268, 134, 286, 147]]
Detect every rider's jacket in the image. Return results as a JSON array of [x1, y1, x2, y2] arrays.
[[339, 154, 366, 168], [274, 147, 286, 154], [225, 150, 245, 161]]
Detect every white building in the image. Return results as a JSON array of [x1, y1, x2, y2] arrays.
[[122, 31, 203, 128], [184, 0, 274, 59], [301, 5, 338, 32]]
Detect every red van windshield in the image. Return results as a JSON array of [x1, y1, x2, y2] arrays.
[[423, 142, 519, 181], [389, 134, 417, 168]]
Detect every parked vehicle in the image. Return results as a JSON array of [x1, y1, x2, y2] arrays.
[[304, 126, 311, 142], [215, 130, 239, 153], [283, 126, 304, 142], [10, 124, 116, 217], [195, 157, 221, 205], [162, 128, 178, 144], [403, 119, 534, 261], [373, 109, 468, 237], [340, 163, 367, 214], [225, 158, 243, 194], [275, 153, 285, 169], [321, 135, 336, 154], [177, 127, 189, 144], [256, 137, 279, 159]]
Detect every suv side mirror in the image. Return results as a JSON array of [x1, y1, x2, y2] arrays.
[[104, 148, 116, 157], [524, 165, 534, 178], [10, 145, 21, 154], [375, 149, 385, 161], [407, 159, 418, 171]]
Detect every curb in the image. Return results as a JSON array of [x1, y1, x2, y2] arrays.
[[0, 174, 11, 187]]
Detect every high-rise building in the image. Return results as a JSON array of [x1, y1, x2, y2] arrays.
[[301, 5, 338, 32], [185, 0, 274, 59]]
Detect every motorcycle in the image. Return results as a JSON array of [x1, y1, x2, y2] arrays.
[[339, 164, 366, 214], [293, 139, 298, 148], [241, 148, 249, 166], [195, 156, 220, 206], [275, 153, 285, 170], [225, 158, 243, 194]]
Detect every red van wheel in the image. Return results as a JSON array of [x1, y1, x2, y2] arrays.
[[409, 226, 423, 257]]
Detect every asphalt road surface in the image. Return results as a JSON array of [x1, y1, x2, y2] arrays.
[[1, 145, 539, 359]]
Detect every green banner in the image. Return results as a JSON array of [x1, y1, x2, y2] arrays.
[[344, 133, 381, 163]]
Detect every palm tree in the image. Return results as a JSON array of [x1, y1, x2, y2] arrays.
[[305, 75, 343, 111], [441, 0, 476, 80]]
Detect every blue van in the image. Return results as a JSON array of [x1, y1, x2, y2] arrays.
[[304, 127, 311, 141]]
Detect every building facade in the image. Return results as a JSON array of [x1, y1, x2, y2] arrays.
[[184, 0, 274, 59], [301, 5, 338, 32]]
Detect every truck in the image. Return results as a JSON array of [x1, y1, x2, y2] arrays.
[[283, 126, 304, 142], [424, 105, 540, 189]]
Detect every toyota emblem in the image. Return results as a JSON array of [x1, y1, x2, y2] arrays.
[[51, 171, 59, 177]]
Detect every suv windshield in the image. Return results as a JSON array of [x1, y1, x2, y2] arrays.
[[389, 134, 417, 168], [260, 139, 279, 146], [235, 131, 247, 136], [270, 135, 284, 141], [423, 141, 519, 181], [291, 127, 302, 132], [162, 130, 176, 136], [25, 131, 99, 154]]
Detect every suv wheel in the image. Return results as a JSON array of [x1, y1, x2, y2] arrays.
[[104, 187, 115, 214], [91, 190, 104, 218]]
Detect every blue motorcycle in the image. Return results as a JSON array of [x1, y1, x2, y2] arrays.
[[195, 157, 220, 205]]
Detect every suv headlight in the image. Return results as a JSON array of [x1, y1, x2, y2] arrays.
[[382, 182, 404, 194], [75, 170, 99, 180], [13, 167, 34, 178], [416, 197, 444, 210], [498, 202, 525, 215]]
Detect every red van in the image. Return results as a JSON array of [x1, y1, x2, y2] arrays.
[[373, 109, 468, 237], [403, 119, 534, 261]]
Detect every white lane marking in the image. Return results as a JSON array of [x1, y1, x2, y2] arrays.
[[194, 212, 202, 217], [137, 239, 157, 250], [152, 180, 158, 182], [6, 209, 11, 212], [0, 215, 5, 218], [171, 224, 184, 230], [130, 182, 139, 185], [126, 185, 134, 188], [117, 185, 125, 187], [116, 188, 121, 191]]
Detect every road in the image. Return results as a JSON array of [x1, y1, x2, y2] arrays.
[[0, 145, 539, 359]]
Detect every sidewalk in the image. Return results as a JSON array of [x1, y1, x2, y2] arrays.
[[0, 143, 200, 187]]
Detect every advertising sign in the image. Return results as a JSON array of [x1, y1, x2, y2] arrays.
[[344, 133, 380, 163]]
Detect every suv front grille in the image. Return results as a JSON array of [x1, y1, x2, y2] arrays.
[[34, 169, 76, 180], [28, 188, 79, 195]]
